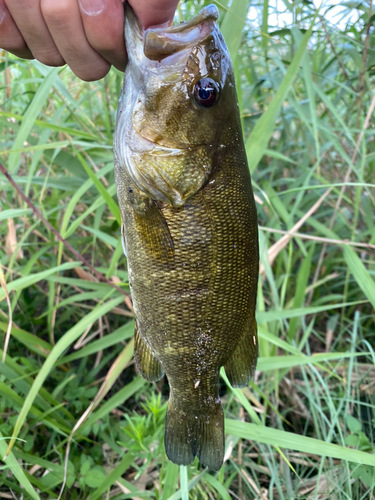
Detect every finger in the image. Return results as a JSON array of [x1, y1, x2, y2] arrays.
[[129, 0, 179, 29], [77, 0, 127, 72], [4, 0, 65, 66], [0, 0, 32, 58], [41, 0, 111, 81]]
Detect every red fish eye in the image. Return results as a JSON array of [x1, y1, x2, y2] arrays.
[[194, 78, 219, 108]]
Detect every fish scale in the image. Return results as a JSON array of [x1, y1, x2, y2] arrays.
[[114, 4, 259, 470]]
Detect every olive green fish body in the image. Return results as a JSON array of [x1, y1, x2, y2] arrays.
[[114, 5, 258, 470]]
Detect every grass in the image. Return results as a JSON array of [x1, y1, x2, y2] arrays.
[[1, 0, 375, 498]]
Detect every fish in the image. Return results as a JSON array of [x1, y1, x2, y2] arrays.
[[113, 4, 259, 471]]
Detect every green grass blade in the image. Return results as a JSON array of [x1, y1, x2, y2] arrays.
[[81, 375, 145, 430], [75, 150, 121, 224], [262, 0, 269, 51], [0, 262, 82, 301], [89, 452, 135, 500], [203, 474, 232, 500], [166, 470, 206, 500], [225, 419, 375, 467], [8, 67, 59, 174], [81, 224, 118, 248], [58, 321, 134, 364], [0, 431, 41, 500], [288, 245, 314, 341], [245, 20, 315, 173], [256, 300, 367, 323], [162, 462, 179, 500], [0, 208, 32, 221], [258, 351, 360, 372], [180, 465, 189, 500], [5, 295, 123, 455], [343, 246, 375, 310], [220, 0, 249, 62], [259, 326, 302, 355]]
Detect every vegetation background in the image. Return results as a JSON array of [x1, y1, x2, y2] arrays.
[[1, 0, 375, 498]]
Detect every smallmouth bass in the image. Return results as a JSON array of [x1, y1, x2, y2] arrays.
[[114, 4, 259, 471]]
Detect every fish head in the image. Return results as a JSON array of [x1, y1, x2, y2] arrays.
[[115, 4, 237, 207]]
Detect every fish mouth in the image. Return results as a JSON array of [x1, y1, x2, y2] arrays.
[[144, 5, 219, 61], [125, 4, 219, 66], [133, 122, 201, 152]]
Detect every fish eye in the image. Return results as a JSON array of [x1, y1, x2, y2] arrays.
[[194, 78, 219, 108]]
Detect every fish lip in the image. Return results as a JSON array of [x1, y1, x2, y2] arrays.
[[125, 3, 219, 64], [130, 128, 204, 156], [135, 127, 204, 151], [149, 4, 219, 34]]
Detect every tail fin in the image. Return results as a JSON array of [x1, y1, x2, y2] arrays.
[[164, 400, 224, 471]]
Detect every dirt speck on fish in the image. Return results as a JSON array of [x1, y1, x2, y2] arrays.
[[114, 4, 259, 471]]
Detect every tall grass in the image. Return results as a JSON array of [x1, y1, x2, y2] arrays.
[[1, 0, 375, 498]]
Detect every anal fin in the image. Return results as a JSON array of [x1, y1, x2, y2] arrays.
[[224, 318, 258, 388], [134, 323, 164, 382]]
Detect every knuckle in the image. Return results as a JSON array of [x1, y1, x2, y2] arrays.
[[40, 0, 71, 24], [91, 37, 119, 54], [33, 49, 65, 67], [73, 62, 110, 81]]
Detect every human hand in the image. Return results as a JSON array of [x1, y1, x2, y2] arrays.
[[0, 0, 179, 81]]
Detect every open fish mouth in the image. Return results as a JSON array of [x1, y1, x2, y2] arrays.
[[143, 5, 219, 62], [125, 4, 219, 65], [132, 121, 204, 152]]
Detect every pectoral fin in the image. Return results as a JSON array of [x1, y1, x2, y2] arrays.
[[133, 199, 174, 263], [134, 323, 164, 382], [224, 318, 258, 388]]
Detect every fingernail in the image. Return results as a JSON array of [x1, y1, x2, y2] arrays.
[[78, 0, 105, 16]]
